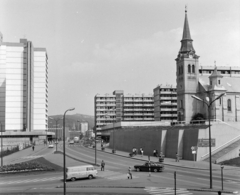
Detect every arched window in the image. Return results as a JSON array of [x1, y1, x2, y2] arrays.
[[192, 65, 195, 73], [227, 99, 231, 111], [188, 64, 191, 73]]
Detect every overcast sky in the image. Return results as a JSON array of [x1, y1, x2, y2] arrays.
[[0, 0, 239, 116]]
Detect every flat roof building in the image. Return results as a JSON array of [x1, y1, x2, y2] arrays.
[[94, 90, 154, 132], [0, 35, 48, 134], [153, 85, 177, 121]]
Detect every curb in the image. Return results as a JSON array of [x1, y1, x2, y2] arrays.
[[55, 185, 237, 194]]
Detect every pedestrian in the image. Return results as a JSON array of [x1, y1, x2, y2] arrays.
[[32, 145, 35, 151], [141, 149, 144, 157], [156, 150, 158, 157], [153, 149, 156, 157], [101, 160, 105, 171], [128, 167, 132, 179], [176, 152, 179, 162], [139, 148, 142, 155]]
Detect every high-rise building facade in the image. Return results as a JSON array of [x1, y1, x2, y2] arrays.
[[0, 35, 48, 132], [153, 85, 177, 121], [94, 90, 154, 131]]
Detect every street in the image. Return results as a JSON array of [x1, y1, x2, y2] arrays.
[[0, 143, 239, 195]]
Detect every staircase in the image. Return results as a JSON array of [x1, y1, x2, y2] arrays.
[[204, 138, 240, 163]]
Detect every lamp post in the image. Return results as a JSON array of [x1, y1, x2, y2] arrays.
[[63, 108, 75, 195], [1, 122, 3, 167], [221, 164, 224, 190], [192, 93, 225, 189], [49, 117, 62, 152], [105, 111, 116, 153]]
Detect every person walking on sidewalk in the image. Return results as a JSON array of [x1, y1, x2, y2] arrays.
[[101, 160, 105, 171], [176, 152, 179, 162], [32, 145, 35, 151], [128, 167, 132, 179]]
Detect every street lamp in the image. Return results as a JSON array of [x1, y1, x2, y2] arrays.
[[221, 164, 224, 190], [1, 122, 3, 167], [49, 117, 62, 152], [63, 107, 75, 195], [105, 112, 116, 153], [192, 92, 225, 189]]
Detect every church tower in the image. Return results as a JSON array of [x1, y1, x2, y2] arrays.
[[175, 9, 200, 123]]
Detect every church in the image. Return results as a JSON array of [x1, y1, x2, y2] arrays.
[[176, 9, 240, 123]]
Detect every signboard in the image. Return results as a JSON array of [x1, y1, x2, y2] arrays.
[[192, 151, 196, 154], [198, 138, 216, 147]]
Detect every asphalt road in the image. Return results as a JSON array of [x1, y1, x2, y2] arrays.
[[0, 144, 239, 195]]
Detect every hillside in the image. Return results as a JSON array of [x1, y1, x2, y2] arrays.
[[48, 113, 94, 130]]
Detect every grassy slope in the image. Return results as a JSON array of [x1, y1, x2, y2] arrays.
[[220, 156, 240, 167]]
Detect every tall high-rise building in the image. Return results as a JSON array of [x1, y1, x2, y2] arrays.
[[0, 35, 48, 132]]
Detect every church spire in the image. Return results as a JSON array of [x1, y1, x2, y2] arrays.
[[176, 8, 198, 60]]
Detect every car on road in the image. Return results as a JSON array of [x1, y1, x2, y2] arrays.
[[69, 140, 74, 144], [134, 161, 164, 172], [48, 144, 54, 148], [66, 165, 97, 181]]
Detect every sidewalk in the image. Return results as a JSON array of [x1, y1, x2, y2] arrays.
[[3, 144, 47, 165], [96, 144, 240, 172]]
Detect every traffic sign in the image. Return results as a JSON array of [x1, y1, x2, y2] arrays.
[[198, 138, 216, 147], [191, 146, 198, 151]]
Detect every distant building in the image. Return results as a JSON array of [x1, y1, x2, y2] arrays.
[[0, 34, 48, 141], [94, 90, 154, 131], [153, 85, 177, 121], [80, 122, 88, 135]]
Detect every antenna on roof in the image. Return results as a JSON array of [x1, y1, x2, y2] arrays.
[[214, 61, 216, 67], [185, 5, 187, 13]]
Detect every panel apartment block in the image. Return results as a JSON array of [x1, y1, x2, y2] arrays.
[[153, 85, 177, 121], [94, 90, 154, 131]]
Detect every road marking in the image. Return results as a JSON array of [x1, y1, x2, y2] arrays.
[[0, 176, 62, 185], [144, 187, 192, 195], [98, 170, 138, 180], [21, 155, 45, 159]]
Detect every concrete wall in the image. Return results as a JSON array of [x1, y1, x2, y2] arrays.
[[109, 122, 240, 161]]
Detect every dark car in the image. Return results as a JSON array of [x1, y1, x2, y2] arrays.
[[134, 161, 164, 172]]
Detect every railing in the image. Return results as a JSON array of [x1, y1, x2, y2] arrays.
[[201, 134, 240, 160]]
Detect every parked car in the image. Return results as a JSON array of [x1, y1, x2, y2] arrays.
[[134, 161, 164, 172], [48, 144, 54, 148]]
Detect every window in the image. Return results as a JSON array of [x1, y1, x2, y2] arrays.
[[192, 65, 195, 73], [188, 64, 191, 73], [218, 80, 220, 84], [179, 66, 181, 75], [210, 81, 212, 85], [180, 100, 183, 108], [227, 99, 231, 111], [219, 98, 221, 105]]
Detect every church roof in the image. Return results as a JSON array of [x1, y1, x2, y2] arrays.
[[199, 75, 240, 93]]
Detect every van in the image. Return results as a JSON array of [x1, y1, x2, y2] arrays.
[[66, 165, 97, 181]]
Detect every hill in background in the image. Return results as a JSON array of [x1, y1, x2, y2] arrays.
[[48, 113, 94, 130]]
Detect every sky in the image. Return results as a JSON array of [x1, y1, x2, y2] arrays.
[[0, 0, 239, 116]]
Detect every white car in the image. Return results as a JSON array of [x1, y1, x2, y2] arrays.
[[48, 144, 54, 148], [69, 140, 74, 144]]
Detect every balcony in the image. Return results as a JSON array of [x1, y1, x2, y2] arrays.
[[160, 97, 177, 100]]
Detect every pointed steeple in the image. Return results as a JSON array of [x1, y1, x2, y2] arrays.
[[177, 8, 198, 59], [182, 8, 192, 41]]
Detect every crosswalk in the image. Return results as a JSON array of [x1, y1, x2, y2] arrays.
[[144, 187, 192, 195], [98, 170, 138, 180]]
